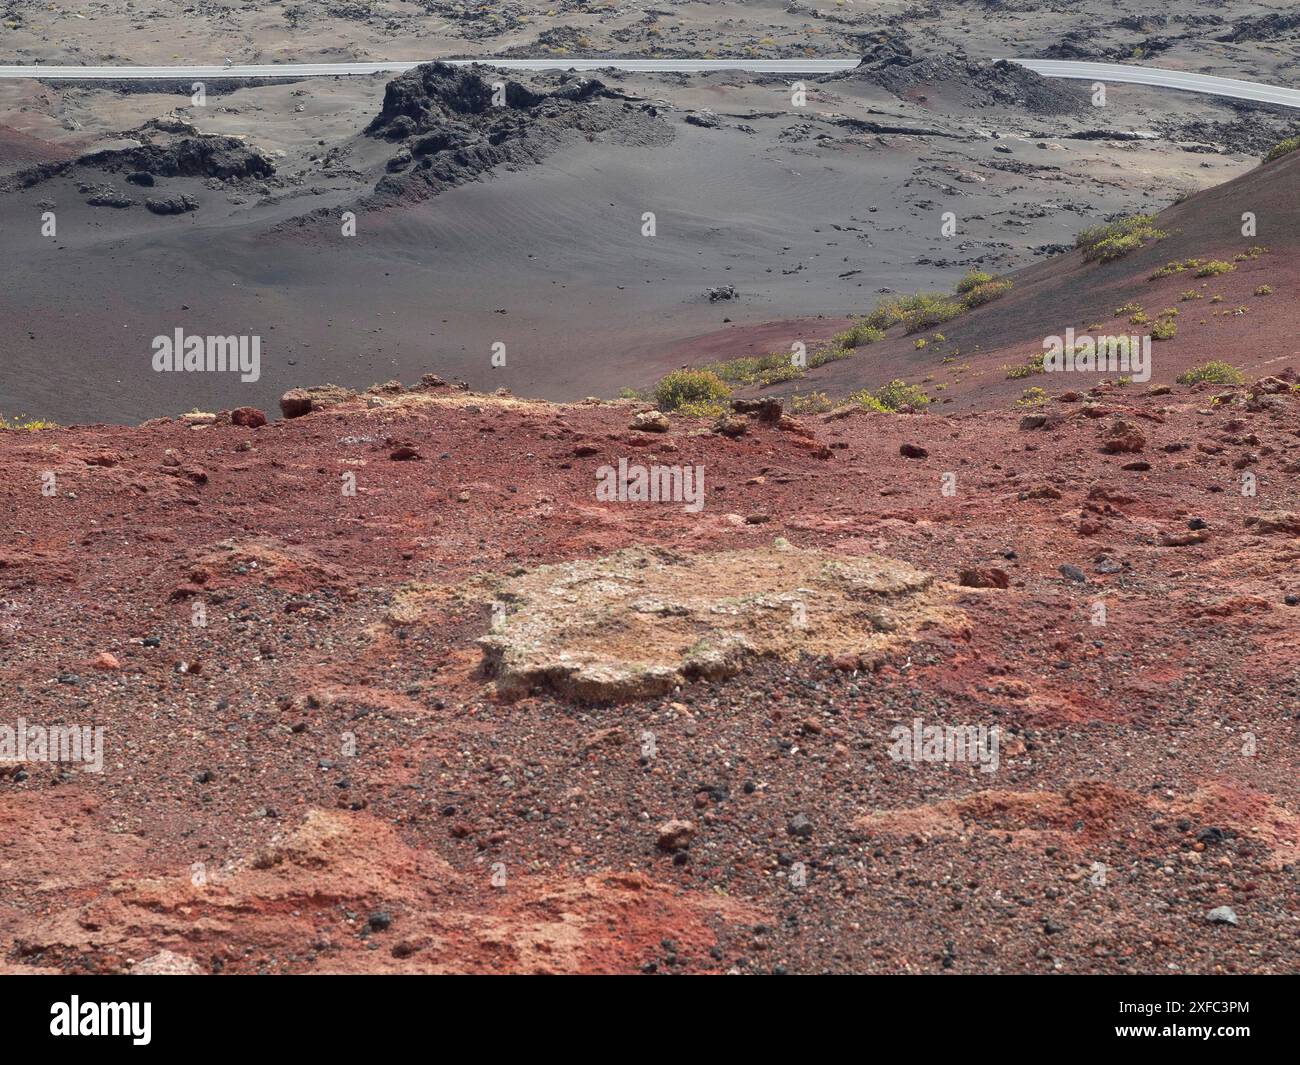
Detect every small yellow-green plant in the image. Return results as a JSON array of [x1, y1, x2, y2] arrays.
[[1264, 136, 1300, 163], [848, 388, 889, 413], [956, 270, 995, 294], [833, 321, 886, 350], [872, 379, 932, 410], [1151, 317, 1177, 341], [1076, 214, 1167, 263], [790, 391, 835, 414], [1194, 260, 1234, 278], [899, 292, 966, 333], [1177, 361, 1243, 385], [655, 369, 732, 413], [961, 278, 1014, 307], [0, 413, 57, 431], [1005, 352, 1046, 379]]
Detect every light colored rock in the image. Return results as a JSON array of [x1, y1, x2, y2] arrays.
[[131, 950, 203, 975], [475, 544, 957, 701], [656, 820, 696, 851], [630, 410, 670, 433]]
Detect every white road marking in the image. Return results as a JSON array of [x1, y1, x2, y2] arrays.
[[0, 57, 1294, 109]]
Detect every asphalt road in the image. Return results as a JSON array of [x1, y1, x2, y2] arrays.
[[1007, 59, 1300, 110], [0, 57, 1296, 110]]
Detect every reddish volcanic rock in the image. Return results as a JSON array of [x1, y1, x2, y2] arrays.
[[230, 406, 268, 428], [958, 567, 1009, 589], [2, 380, 1297, 975], [279, 389, 313, 418], [1100, 419, 1146, 453], [1245, 511, 1300, 536]]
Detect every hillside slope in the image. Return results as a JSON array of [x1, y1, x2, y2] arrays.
[[788, 148, 1300, 409]]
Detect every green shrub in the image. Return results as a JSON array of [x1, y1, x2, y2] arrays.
[[1255, 284, 1273, 296], [899, 292, 966, 333], [807, 344, 855, 370], [1075, 214, 1167, 263], [755, 361, 804, 385], [1264, 136, 1300, 163], [0, 413, 57, 431], [960, 279, 1013, 307], [1005, 352, 1046, 379], [1149, 259, 1197, 280], [1177, 361, 1244, 385], [833, 322, 885, 349], [848, 389, 889, 413], [956, 269, 995, 294], [1151, 317, 1177, 341], [1194, 260, 1234, 278], [872, 379, 931, 411], [679, 401, 729, 417], [655, 369, 732, 412], [790, 391, 835, 414], [861, 300, 902, 331], [703, 351, 800, 388]]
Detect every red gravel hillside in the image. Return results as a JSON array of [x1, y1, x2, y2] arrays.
[[2, 373, 1298, 974]]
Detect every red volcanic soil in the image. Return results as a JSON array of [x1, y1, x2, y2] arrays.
[[0, 124, 76, 170], [790, 150, 1300, 410], [2, 376, 1299, 974]]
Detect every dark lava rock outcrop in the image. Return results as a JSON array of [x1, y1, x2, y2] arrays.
[[361, 62, 668, 204], [145, 194, 200, 215], [1216, 12, 1300, 43], [850, 43, 1086, 116], [12, 134, 274, 190], [79, 136, 275, 181]]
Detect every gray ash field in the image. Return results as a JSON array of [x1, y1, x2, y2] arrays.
[[2, 2, 1298, 422]]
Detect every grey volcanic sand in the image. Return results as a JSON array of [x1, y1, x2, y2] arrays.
[[0, 64, 1271, 424]]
